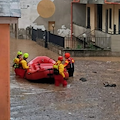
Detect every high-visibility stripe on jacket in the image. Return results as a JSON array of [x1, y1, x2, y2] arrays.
[[64, 57, 74, 68]]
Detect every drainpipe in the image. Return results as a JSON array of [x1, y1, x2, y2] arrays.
[[71, 0, 80, 39], [104, 0, 120, 4]]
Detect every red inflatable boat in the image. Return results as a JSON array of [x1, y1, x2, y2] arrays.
[[15, 56, 69, 80]]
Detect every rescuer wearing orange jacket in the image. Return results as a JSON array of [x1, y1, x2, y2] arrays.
[[53, 56, 67, 87], [64, 53, 74, 77], [20, 53, 29, 69]]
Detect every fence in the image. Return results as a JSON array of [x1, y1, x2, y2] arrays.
[[49, 33, 64, 47], [32, 28, 65, 48], [32, 28, 111, 50], [32, 28, 37, 41]]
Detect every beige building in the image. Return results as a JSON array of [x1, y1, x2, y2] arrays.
[[72, 0, 120, 52]]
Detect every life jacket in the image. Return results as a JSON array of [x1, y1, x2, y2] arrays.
[[13, 58, 22, 68], [66, 58, 74, 69], [19, 59, 28, 69], [53, 63, 61, 75]]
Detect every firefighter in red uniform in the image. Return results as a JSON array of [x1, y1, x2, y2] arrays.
[[53, 56, 67, 87], [64, 53, 74, 77]]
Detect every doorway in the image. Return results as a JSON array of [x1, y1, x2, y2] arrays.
[[97, 4, 102, 30], [106, 9, 108, 33], [48, 21, 55, 34], [118, 9, 120, 34], [87, 7, 90, 28]]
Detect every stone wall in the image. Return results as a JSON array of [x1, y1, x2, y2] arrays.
[[111, 35, 120, 52], [63, 49, 112, 57], [36, 38, 45, 47]]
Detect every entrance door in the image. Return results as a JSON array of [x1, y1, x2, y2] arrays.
[[87, 7, 90, 28], [97, 4, 102, 30], [48, 21, 55, 34], [106, 9, 108, 33], [118, 9, 120, 34]]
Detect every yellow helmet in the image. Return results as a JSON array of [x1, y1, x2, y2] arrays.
[[17, 51, 23, 55], [23, 53, 29, 58]]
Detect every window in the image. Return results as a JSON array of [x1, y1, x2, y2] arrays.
[[109, 8, 112, 29], [87, 7, 90, 28]]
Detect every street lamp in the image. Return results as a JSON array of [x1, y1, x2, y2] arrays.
[[52, 24, 55, 34], [83, 33, 86, 49]]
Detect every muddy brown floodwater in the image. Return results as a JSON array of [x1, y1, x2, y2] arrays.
[[10, 39, 120, 120]]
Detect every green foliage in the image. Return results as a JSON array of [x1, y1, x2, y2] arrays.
[[77, 44, 82, 49], [89, 44, 96, 50], [66, 47, 70, 49]]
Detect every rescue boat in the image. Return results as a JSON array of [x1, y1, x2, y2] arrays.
[[15, 56, 69, 80]]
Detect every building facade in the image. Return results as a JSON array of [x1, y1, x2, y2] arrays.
[[0, 0, 21, 119], [18, 0, 72, 37], [72, 0, 120, 51]]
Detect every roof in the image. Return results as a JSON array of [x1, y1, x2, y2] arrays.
[[0, 0, 21, 17]]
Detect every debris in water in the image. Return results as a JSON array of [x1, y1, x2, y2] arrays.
[[79, 78, 87, 82], [93, 71, 97, 73], [68, 112, 72, 115], [103, 82, 116, 87]]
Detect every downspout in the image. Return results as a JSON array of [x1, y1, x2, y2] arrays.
[[71, 0, 80, 39], [104, 0, 120, 4]]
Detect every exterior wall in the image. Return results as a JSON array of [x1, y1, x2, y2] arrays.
[[73, 4, 96, 36], [73, 24, 87, 36], [102, 4, 120, 33], [79, 0, 88, 4], [19, 0, 40, 29], [80, 0, 120, 4], [95, 30, 111, 37], [86, 4, 96, 31], [19, 0, 71, 37], [73, 3, 86, 27], [106, 0, 120, 2], [102, 4, 114, 33], [79, 0, 104, 4], [34, 0, 71, 37], [88, 0, 104, 4], [111, 35, 120, 51], [0, 24, 10, 120], [0, 1, 20, 119]]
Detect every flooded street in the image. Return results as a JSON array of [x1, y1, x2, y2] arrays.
[[10, 39, 120, 120]]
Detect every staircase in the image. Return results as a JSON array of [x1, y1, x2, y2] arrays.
[[75, 29, 111, 50]]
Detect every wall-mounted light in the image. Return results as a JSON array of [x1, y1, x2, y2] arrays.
[[52, 24, 55, 34], [82, 33, 87, 49]]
